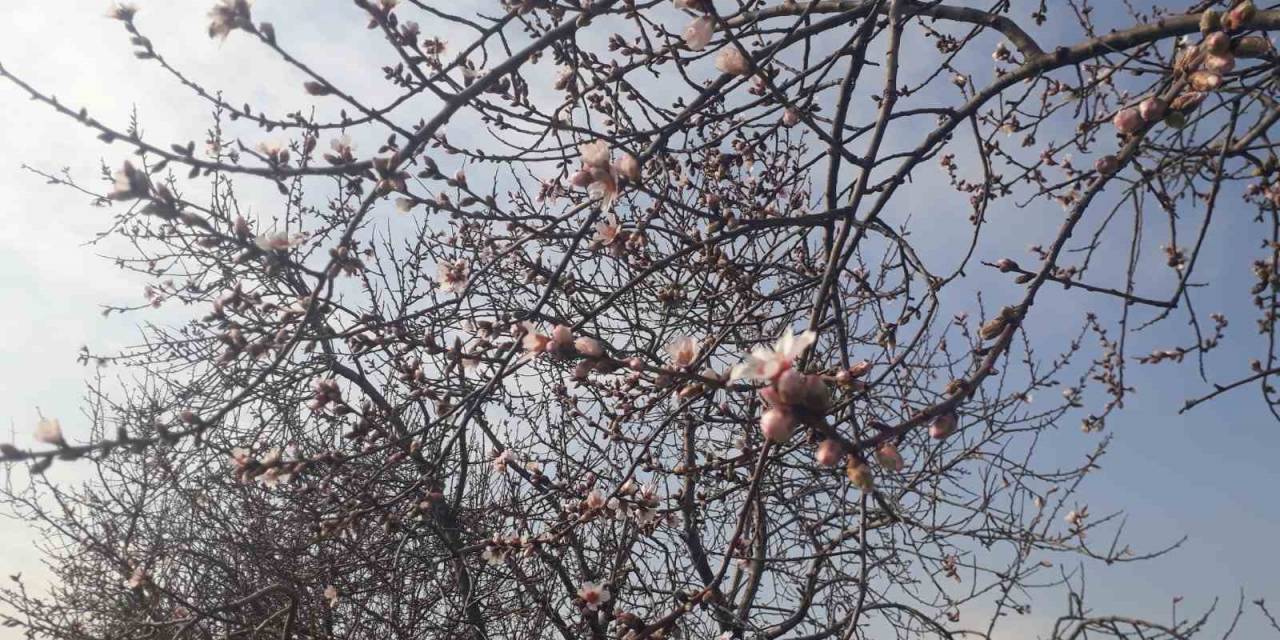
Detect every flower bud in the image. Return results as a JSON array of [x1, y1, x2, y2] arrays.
[[929, 411, 958, 440], [1223, 1, 1256, 32], [782, 108, 801, 127], [1200, 9, 1221, 34], [1112, 108, 1143, 135], [775, 369, 808, 405], [551, 324, 574, 351], [1233, 35, 1272, 57], [1204, 31, 1231, 55], [846, 459, 874, 491], [760, 408, 796, 443], [875, 442, 904, 472], [1170, 91, 1207, 113], [570, 169, 595, 188], [1094, 155, 1120, 176], [614, 153, 642, 183], [1203, 52, 1235, 74], [1138, 97, 1167, 122], [815, 439, 843, 466], [1188, 70, 1222, 91]]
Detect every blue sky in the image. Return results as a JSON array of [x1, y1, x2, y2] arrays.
[[0, 1, 1277, 638]]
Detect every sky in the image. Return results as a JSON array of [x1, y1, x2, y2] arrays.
[[0, 1, 1277, 639]]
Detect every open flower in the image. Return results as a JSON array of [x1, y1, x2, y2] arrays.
[[323, 585, 340, 608], [730, 328, 817, 381], [436, 260, 469, 293], [664, 336, 700, 369], [577, 581, 611, 611]]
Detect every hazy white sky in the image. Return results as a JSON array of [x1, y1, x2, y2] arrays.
[[0, 2, 1277, 639]]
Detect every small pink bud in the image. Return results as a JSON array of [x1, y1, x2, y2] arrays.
[[760, 408, 796, 443], [1112, 108, 1143, 135], [774, 369, 808, 405], [846, 459, 874, 491], [782, 108, 801, 127], [1138, 97, 1167, 122], [929, 411, 958, 440], [1204, 31, 1231, 55], [874, 442, 904, 472], [1094, 155, 1120, 176], [815, 439, 843, 466]]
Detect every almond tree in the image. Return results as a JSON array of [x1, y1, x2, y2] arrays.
[[2, 1, 1280, 639]]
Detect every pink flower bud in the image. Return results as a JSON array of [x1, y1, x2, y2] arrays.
[[1112, 108, 1143, 135], [683, 16, 714, 51], [760, 408, 796, 443], [846, 460, 874, 491], [929, 411, 958, 440], [774, 369, 808, 405], [1138, 97, 1167, 122], [782, 108, 801, 127], [1203, 52, 1235, 74], [715, 47, 750, 76], [1189, 70, 1222, 91], [1094, 155, 1119, 176], [874, 442, 904, 472], [815, 439, 843, 466], [1204, 31, 1230, 55], [570, 169, 594, 188]]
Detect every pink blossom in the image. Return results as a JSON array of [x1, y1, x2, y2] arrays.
[[664, 336, 700, 368], [782, 107, 801, 127], [323, 585, 340, 608], [436, 260, 469, 293], [577, 581, 611, 611], [730, 328, 817, 381]]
